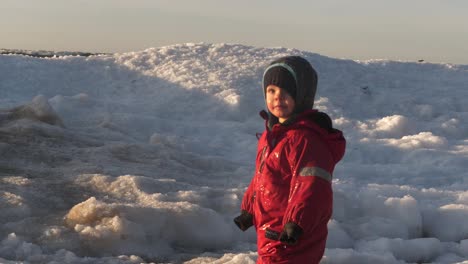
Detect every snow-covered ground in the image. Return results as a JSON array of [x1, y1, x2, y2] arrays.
[[1, 43, 467, 264]]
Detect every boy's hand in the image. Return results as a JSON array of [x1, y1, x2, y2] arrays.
[[279, 222, 303, 245], [233, 210, 253, 231]]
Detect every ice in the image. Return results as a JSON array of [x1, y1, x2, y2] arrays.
[[0, 95, 64, 127], [326, 220, 354, 249], [373, 115, 413, 138], [0, 233, 42, 261], [384, 132, 448, 149], [1, 43, 468, 263], [356, 237, 443, 263], [423, 204, 468, 241]]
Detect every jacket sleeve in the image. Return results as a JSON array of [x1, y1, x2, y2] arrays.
[[235, 131, 267, 231], [240, 131, 267, 215], [240, 176, 255, 214], [234, 171, 255, 231], [282, 134, 334, 234]]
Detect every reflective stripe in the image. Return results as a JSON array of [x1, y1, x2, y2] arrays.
[[263, 63, 298, 85], [299, 167, 332, 182]]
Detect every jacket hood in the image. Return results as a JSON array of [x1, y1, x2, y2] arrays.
[[262, 109, 346, 164], [295, 110, 346, 164]]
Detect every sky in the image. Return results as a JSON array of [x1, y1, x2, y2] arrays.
[[1, 0, 468, 64], [1, 43, 468, 263]]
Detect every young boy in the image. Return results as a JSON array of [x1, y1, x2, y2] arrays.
[[234, 56, 346, 264]]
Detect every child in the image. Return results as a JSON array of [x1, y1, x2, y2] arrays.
[[234, 56, 346, 264]]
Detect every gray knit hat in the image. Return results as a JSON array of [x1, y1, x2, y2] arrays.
[[263, 66, 297, 99], [263, 56, 318, 113]]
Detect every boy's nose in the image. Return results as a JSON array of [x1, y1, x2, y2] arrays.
[[275, 90, 285, 99]]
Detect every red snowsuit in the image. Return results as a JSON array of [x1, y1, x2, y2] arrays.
[[240, 109, 345, 263]]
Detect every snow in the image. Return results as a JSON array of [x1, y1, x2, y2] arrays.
[[0, 42, 467, 263]]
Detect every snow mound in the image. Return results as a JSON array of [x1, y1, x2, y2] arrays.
[[0, 95, 64, 127], [64, 174, 237, 258], [1, 43, 467, 263]]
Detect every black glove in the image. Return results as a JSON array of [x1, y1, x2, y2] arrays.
[[279, 222, 303, 245], [233, 210, 253, 231]]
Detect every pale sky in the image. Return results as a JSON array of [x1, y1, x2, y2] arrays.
[[1, 0, 468, 64]]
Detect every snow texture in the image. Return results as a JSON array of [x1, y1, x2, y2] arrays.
[[1, 43, 468, 263]]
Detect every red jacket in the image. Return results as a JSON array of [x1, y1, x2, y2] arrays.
[[238, 109, 346, 264]]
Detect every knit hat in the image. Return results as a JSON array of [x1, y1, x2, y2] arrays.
[[261, 56, 318, 129], [263, 65, 297, 99]]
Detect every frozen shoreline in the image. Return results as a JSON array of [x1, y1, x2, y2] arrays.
[[1, 43, 467, 263]]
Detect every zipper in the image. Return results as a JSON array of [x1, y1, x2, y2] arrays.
[[258, 146, 268, 173]]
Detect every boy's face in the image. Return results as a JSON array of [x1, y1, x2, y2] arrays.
[[265, 85, 295, 123]]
